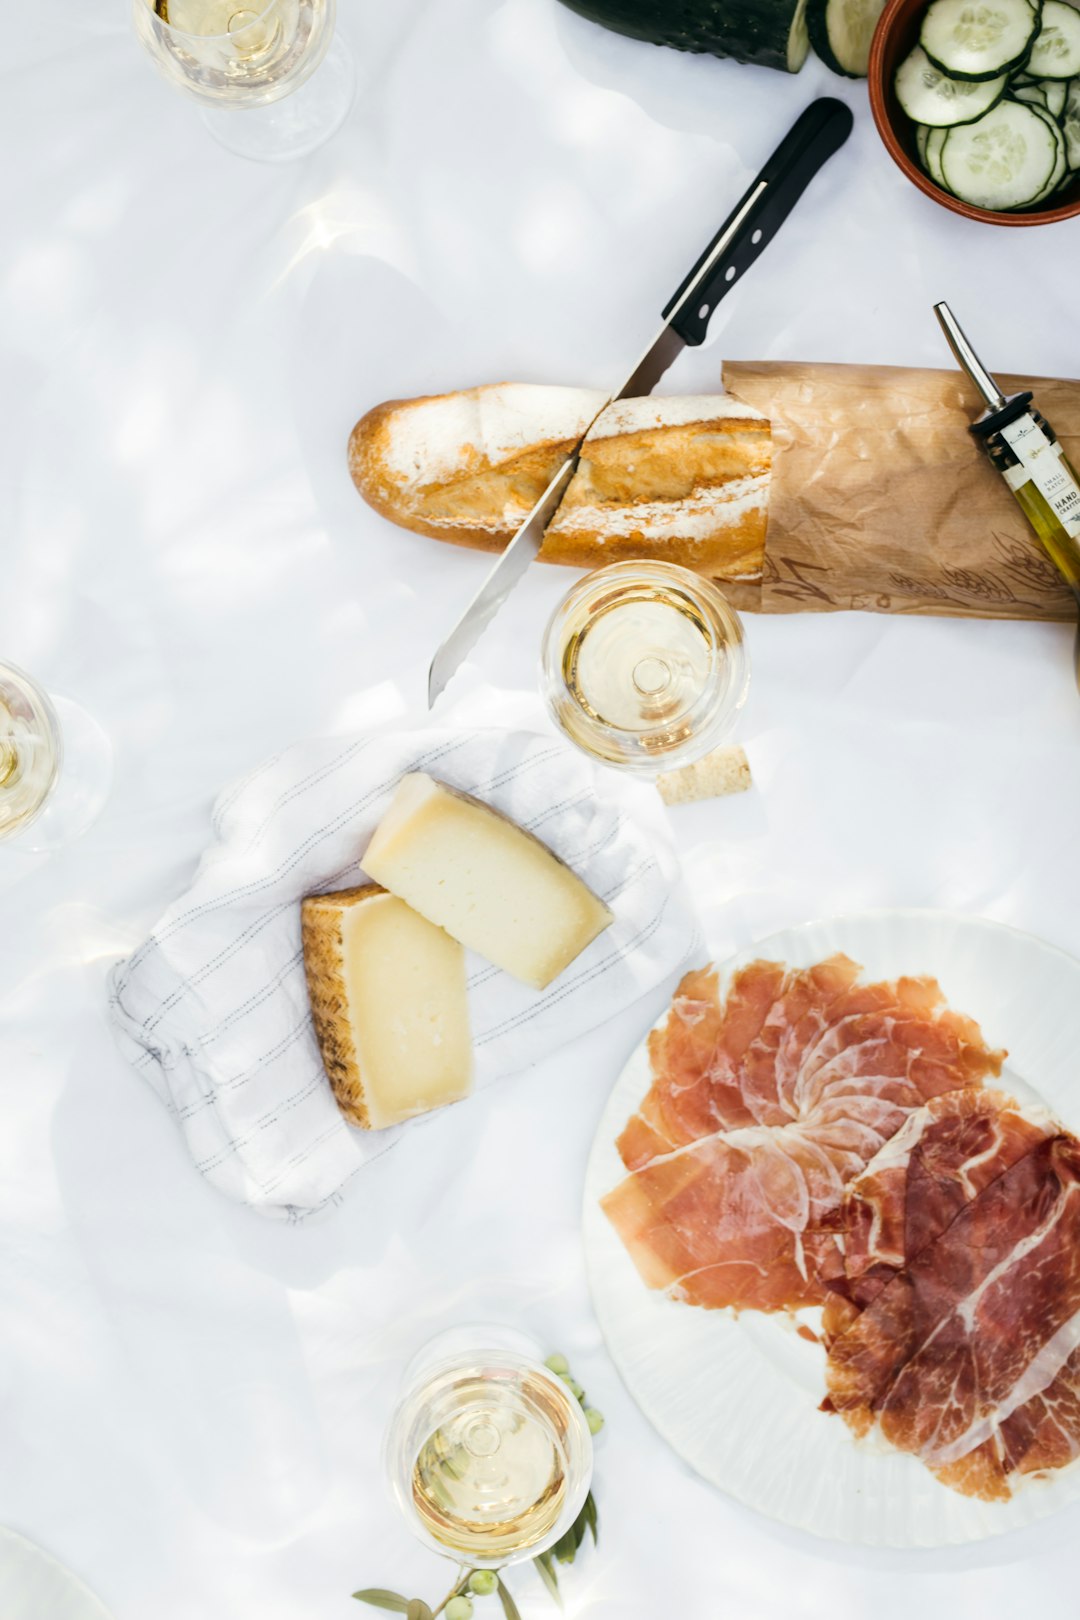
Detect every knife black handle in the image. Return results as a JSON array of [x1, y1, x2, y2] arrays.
[[663, 98, 854, 346]]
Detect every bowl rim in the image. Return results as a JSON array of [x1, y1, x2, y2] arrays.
[[867, 0, 1080, 228]]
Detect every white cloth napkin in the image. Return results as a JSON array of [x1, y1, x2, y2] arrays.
[[107, 726, 698, 1221]]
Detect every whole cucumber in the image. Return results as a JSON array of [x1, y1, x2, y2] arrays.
[[556, 0, 811, 73]]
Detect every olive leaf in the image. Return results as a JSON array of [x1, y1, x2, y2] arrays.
[[496, 1576, 523, 1620], [532, 1550, 562, 1607], [352, 1591, 413, 1613], [583, 1492, 599, 1546], [554, 1523, 581, 1565], [407, 1602, 434, 1620]]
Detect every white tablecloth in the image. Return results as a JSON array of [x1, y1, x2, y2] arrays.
[[3, 3, 1080, 1617]]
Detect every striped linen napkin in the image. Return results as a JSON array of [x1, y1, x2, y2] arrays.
[[107, 726, 698, 1221]]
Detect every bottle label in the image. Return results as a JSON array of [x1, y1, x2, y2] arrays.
[[1000, 414, 1080, 538]]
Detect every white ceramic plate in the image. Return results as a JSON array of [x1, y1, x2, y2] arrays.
[[583, 910, 1080, 1547], [0, 1528, 113, 1620]]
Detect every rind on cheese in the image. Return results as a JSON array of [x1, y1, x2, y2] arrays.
[[362, 775, 614, 991], [301, 883, 472, 1130]]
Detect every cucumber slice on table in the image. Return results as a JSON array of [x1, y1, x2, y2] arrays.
[[940, 96, 1060, 203], [808, 0, 886, 74], [1062, 77, 1080, 164], [919, 0, 1040, 79], [895, 44, 1009, 122], [1026, 0, 1080, 77]]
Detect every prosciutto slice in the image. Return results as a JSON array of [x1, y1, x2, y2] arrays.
[[602, 955, 1005, 1313], [835, 1088, 1053, 1309], [824, 1092, 1080, 1500]]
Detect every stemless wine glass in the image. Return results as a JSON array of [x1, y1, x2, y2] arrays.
[[0, 661, 112, 852], [132, 0, 355, 163], [385, 1326, 593, 1570], [540, 560, 751, 775]]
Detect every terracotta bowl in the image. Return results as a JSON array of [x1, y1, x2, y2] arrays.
[[868, 0, 1080, 225]]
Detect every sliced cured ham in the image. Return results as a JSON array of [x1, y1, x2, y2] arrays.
[[602, 955, 1005, 1314], [835, 1088, 1053, 1309], [825, 1093, 1080, 1500]]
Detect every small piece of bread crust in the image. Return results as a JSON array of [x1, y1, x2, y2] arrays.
[[656, 746, 753, 806]]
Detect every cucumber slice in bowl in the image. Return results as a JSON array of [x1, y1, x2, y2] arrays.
[[1012, 78, 1051, 102], [808, 0, 887, 74], [940, 96, 1060, 203], [1022, 99, 1069, 197], [1062, 77, 1080, 164], [914, 120, 951, 182], [925, 123, 953, 181], [895, 44, 1009, 122], [1027, 0, 1080, 77], [919, 0, 1040, 79], [1043, 75, 1070, 111]]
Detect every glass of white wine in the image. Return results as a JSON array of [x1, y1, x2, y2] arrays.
[[540, 560, 751, 775], [132, 0, 355, 163], [0, 662, 112, 852], [385, 1327, 594, 1570]]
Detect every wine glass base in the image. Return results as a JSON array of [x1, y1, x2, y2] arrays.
[[201, 32, 355, 162], [7, 696, 113, 854]]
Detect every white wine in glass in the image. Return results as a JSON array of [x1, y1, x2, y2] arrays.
[[386, 1328, 593, 1568], [540, 561, 751, 774], [0, 666, 61, 843], [0, 662, 112, 852], [132, 0, 354, 162]]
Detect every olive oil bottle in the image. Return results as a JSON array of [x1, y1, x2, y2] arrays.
[[935, 301, 1080, 594]]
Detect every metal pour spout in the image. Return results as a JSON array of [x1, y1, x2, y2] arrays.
[[934, 301, 1007, 412]]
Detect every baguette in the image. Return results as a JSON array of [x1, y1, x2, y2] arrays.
[[349, 383, 771, 582]]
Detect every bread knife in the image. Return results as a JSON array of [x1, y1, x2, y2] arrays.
[[428, 96, 854, 707]]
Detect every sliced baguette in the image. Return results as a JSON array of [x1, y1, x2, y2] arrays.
[[349, 383, 771, 582]]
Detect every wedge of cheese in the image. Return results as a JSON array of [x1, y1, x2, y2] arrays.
[[362, 775, 614, 991], [301, 884, 472, 1130]]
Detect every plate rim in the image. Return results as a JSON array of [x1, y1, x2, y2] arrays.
[[0, 1526, 113, 1620]]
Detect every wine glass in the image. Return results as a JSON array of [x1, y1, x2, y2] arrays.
[[540, 560, 751, 774], [0, 662, 112, 852], [132, 0, 355, 163], [384, 1326, 593, 1570]]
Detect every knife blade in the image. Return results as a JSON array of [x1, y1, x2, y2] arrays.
[[428, 96, 854, 708]]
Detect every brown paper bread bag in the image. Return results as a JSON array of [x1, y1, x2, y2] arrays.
[[723, 360, 1079, 622]]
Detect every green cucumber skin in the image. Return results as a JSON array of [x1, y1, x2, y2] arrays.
[[921, 44, 1034, 80], [806, 0, 856, 75], [916, 85, 1009, 124], [556, 0, 806, 71]]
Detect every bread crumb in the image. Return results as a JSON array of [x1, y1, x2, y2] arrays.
[[656, 746, 752, 806]]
